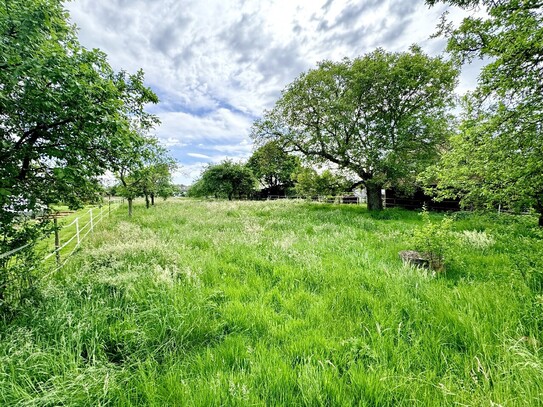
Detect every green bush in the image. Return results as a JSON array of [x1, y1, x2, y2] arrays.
[[412, 209, 454, 272]]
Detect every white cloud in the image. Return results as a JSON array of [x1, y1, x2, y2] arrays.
[[66, 0, 478, 184], [172, 163, 206, 185], [156, 108, 253, 147], [161, 138, 188, 148], [187, 153, 212, 159]]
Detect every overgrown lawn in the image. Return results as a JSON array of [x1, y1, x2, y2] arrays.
[[1, 200, 542, 406]]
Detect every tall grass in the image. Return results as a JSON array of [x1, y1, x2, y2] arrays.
[[1, 200, 542, 406]]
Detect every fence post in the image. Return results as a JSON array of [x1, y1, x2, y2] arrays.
[[76, 217, 80, 245], [109, 197, 111, 216], [54, 217, 61, 268], [90, 209, 94, 233]]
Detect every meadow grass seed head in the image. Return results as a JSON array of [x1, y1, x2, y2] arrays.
[[459, 230, 495, 250]]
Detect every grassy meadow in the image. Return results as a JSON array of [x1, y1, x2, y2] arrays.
[[1, 199, 542, 406]]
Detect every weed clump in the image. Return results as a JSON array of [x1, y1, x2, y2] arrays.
[[409, 209, 454, 273]]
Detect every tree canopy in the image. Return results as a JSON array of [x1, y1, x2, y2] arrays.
[[425, 0, 543, 225], [246, 141, 300, 196], [140, 162, 179, 206], [1, 0, 159, 250], [251, 46, 459, 210], [116, 142, 176, 216], [292, 168, 350, 197], [188, 160, 256, 201]]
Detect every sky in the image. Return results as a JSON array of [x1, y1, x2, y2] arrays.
[[65, 0, 481, 185]]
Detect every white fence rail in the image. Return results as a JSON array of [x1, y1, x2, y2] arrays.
[[265, 195, 366, 204], [43, 207, 102, 266], [1, 200, 122, 273]]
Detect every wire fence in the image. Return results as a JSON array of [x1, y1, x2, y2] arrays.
[[1, 200, 122, 275], [0, 243, 32, 261]]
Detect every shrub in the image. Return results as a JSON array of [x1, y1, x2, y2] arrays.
[[412, 209, 454, 272]]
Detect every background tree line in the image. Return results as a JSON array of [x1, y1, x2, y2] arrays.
[[187, 141, 353, 200]]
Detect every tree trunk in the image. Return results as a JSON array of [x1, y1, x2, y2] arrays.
[[366, 183, 383, 211], [128, 197, 133, 217], [151, 193, 155, 206], [536, 199, 543, 228], [145, 194, 150, 209]]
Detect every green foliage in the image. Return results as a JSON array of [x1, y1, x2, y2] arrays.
[[0, 1, 159, 254], [412, 209, 454, 272], [0, 225, 47, 314], [426, 0, 543, 225], [291, 167, 318, 197], [292, 167, 350, 197], [252, 46, 459, 210], [186, 179, 207, 199], [246, 141, 301, 193], [188, 160, 256, 200], [118, 144, 177, 209], [115, 141, 176, 215], [0, 0, 159, 311]]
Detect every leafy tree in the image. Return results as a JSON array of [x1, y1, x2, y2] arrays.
[[292, 168, 350, 197], [186, 179, 207, 199], [188, 160, 256, 200], [291, 167, 318, 197], [252, 46, 458, 210], [425, 0, 543, 225], [139, 156, 177, 208], [116, 141, 174, 216], [147, 164, 179, 204], [247, 141, 301, 195], [0, 0, 159, 254]]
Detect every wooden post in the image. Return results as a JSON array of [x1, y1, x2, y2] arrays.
[[90, 209, 94, 232], [76, 217, 80, 245], [54, 217, 61, 268]]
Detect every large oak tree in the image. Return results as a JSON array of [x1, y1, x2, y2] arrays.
[[251, 46, 458, 210]]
